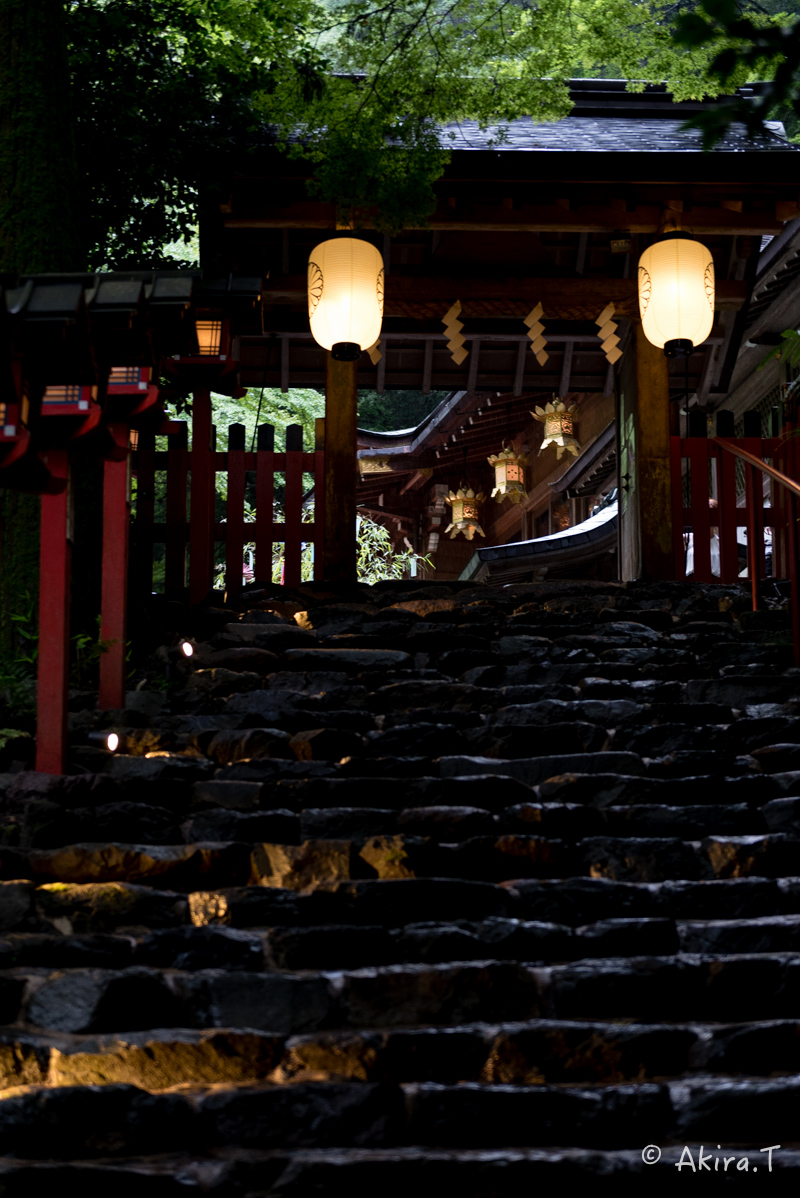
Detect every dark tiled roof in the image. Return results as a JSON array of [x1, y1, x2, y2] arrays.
[[440, 116, 795, 154]]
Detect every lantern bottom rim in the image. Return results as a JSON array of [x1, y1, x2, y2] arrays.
[[664, 338, 694, 358], [331, 342, 362, 362]]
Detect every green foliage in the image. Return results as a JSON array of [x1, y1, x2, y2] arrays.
[[757, 329, 800, 390], [70, 616, 117, 688], [66, 0, 327, 266], [0, 729, 30, 753], [356, 513, 433, 584], [217, 504, 431, 586], [673, 1, 800, 144], [62, 0, 800, 255], [358, 389, 449, 432]]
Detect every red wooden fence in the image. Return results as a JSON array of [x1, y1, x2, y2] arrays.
[[670, 422, 798, 585], [132, 418, 325, 602]]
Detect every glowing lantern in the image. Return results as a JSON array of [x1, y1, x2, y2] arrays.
[[445, 485, 485, 540], [532, 399, 581, 459], [308, 238, 384, 361], [638, 234, 714, 356], [195, 317, 223, 356], [488, 443, 528, 504]]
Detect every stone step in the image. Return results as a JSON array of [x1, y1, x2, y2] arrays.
[[510, 876, 800, 924], [1, 1077, 799, 1161], [4, 1142, 791, 1197], [6, 959, 541, 1034], [247, 1145, 800, 1193], [14, 829, 798, 889], [8, 950, 800, 1034], [5, 1015, 800, 1093]]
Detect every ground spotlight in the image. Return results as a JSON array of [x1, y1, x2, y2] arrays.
[[88, 730, 120, 752]]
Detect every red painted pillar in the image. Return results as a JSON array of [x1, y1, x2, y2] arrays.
[[98, 426, 130, 710], [36, 450, 71, 775], [190, 388, 213, 604]]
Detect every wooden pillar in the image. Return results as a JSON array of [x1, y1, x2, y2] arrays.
[[98, 427, 130, 711], [634, 322, 673, 580], [323, 353, 357, 582], [36, 450, 70, 774], [189, 387, 214, 604]]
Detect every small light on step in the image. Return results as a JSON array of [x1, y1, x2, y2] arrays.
[[181, 641, 194, 658], [106, 732, 120, 752]]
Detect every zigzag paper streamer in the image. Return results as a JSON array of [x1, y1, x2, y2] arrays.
[[442, 300, 469, 366], [366, 338, 382, 365], [595, 302, 622, 365], [524, 302, 548, 366]]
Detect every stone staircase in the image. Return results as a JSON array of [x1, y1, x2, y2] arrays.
[[2, 578, 800, 1192]]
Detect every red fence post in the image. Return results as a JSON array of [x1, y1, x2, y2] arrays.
[[669, 435, 685, 580], [225, 422, 246, 600], [98, 427, 130, 711], [255, 423, 275, 584], [745, 460, 763, 610], [283, 423, 304, 587], [189, 388, 213, 604], [36, 450, 70, 774], [314, 417, 325, 582], [687, 432, 712, 581], [132, 426, 156, 603], [788, 490, 800, 667], [716, 437, 739, 583], [165, 420, 188, 599]]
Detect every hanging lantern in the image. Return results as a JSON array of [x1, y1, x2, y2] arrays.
[[308, 238, 384, 361], [638, 233, 714, 356], [445, 484, 485, 540], [532, 399, 581, 459], [488, 442, 528, 504]]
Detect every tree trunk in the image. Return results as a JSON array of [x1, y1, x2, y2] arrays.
[[0, 0, 82, 668]]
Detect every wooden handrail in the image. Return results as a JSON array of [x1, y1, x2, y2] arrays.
[[711, 436, 800, 500]]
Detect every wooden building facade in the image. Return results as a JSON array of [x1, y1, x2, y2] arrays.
[[200, 78, 799, 583]]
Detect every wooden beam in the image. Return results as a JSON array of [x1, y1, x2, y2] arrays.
[[513, 340, 527, 396], [324, 353, 357, 581], [635, 322, 673, 581], [228, 201, 784, 237], [422, 338, 433, 393], [262, 276, 748, 320], [559, 342, 574, 396]]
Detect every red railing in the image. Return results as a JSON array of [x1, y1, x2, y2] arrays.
[[670, 427, 800, 664], [132, 418, 325, 602]]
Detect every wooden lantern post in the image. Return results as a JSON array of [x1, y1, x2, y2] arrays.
[[323, 352, 358, 582]]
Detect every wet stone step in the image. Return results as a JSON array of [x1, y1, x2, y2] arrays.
[[509, 876, 800, 924], [8, 959, 543, 1034], [6, 1017, 794, 1092]]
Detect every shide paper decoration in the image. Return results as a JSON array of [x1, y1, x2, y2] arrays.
[[524, 302, 548, 366], [638, 234, 715, 356], [445, 485, 485, 540], [488, 443, 528, 505], [308, 238, 384, 360], [442, 300, 468, 366], [532, 398, 581, 459], [595, 303, 622, 365]]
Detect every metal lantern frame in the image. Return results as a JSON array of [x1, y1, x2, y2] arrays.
[[444, 483, 486, 540], [488, 440, 529, 505], [532, 398, 581, 460]]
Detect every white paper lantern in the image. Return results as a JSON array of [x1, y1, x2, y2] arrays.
[[638, 235, 714, 354], [308, 238, 384, 360]]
